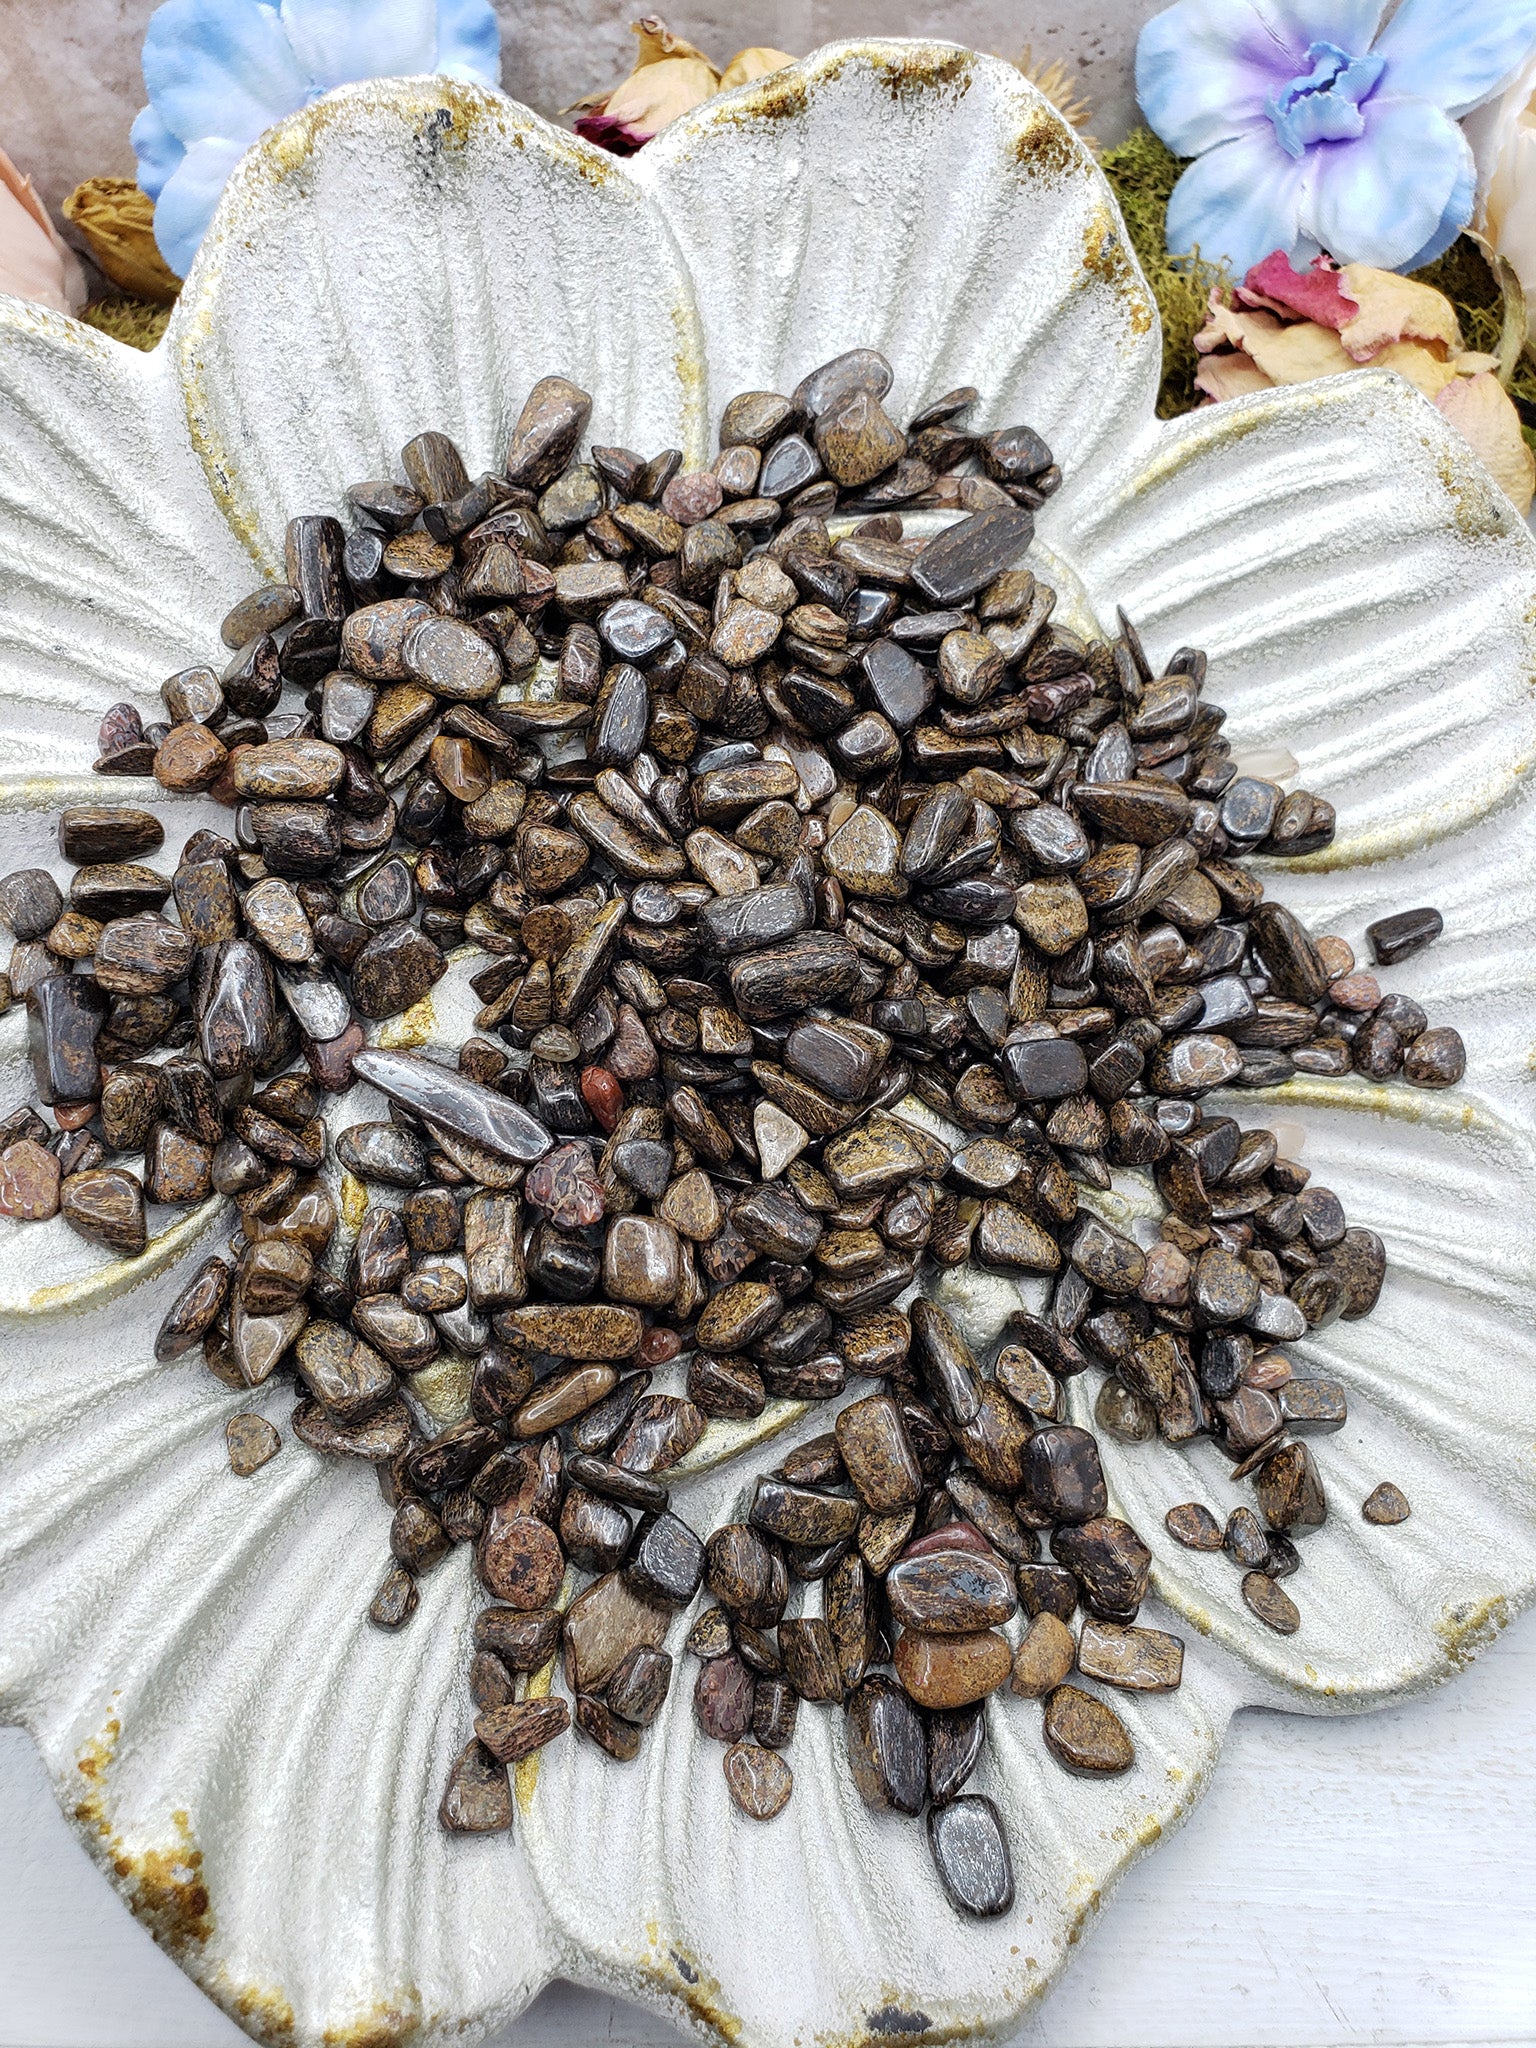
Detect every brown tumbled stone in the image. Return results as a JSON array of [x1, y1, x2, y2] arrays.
[[1254, 1441, 1328, 1533], [154, 721, 227, 792], [1077, 1619, 1184, 1691], [695, 1651, 756, 1742], [563, 1570, 669, 1694], [1165, 1502, 1224, 1550], [1242, 1571, 1301, 1633], [834, 1392, 922, 1512], [574, 1692, 643, 1761], [887, 1550, 1016, 1635], [893, 1627, 1012, 1708], [723, 1741, 793, 1820], [1009, 1611, 1078, 1698], [1362, 1481, 1411, 1525], [1042, 1683, 1135, 1774], [0, 1139, 60, 1220], [293, 1319, 394, 1422], [60, 1167, 145, 1257], [475, 1695, 571, 1764], [438, 1739, 511, 1833], [476, 1605, 563, 1673], [477, 1508, 564, 1608], [846, 1673, 927, 1814], [226, 1412, 280, 1476]]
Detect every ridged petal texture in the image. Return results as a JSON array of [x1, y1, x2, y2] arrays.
[[0, 38, 1531, 2048]]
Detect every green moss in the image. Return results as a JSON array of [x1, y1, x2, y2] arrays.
[[1099, 126, 1228, 418], [80, 295, 171, 351], [1100, 127, 1536, 431]]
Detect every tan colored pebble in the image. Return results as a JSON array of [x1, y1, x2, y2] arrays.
[[1362, 1481, 1411, 1525], [226, 1412, 280, 1476], [1010, 1612, 1076, 1698]]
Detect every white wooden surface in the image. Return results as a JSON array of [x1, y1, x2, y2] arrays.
[[3, 1607, 1532, 2048]]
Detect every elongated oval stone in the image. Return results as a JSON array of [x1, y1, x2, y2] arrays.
[[846, 1674, 927, 1814], [911, 506, 1034, 605], [834, 1393, 922, 1512], [927, 1795, 1015, 1918], [201, 938, 275, 1078], [503, 1303, 644, 1360], [352, 1049, 552, 1164]]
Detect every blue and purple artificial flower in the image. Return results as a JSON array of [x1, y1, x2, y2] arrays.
[[1137, 0, 1536, 273]]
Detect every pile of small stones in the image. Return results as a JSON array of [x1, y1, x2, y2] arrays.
[[0, 352, 1456, 1919]]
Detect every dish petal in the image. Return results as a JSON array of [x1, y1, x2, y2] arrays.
[[1053, 369, 1536, 1700], [1066, 371, 1536, 868], [633, 42, 1159, 517], [172, 76, 708, 571], [515, 1395, 1238, 2048], [0, 1111, 563, 2047], [0, 304, 252, 767]]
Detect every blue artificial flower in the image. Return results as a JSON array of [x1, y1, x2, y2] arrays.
[[131, 0, 501, 278], [1137, 0, 1536, 275]]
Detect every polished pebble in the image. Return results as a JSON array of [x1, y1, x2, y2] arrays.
[[723, 1741, 793, 1820]]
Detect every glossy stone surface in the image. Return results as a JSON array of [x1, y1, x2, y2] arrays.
[[893, 1628, 1012, 1708], [226, 1412, 281, 1476], [1010, 1611, 1077, 1698], [912, 506, 1034, 605], [834, 1394, 922, 1512], [695, 1652, 756, 1743], [1362, 1481, 1411, 1525], [1042, 1683, 1135, 1774], [294, 1320, 395, 1423], [927, 1795, 1015, 1918], [723, 1742, 793, 1820], [845, 1674, 927, 1814], [886, 1550, 1016, 1634], [1077, 1620, 1185, 1691], [352, 1050, 552, 1164], [59, 1168, 145, 1257]]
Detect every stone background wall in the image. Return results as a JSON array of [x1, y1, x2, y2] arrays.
[[1, 0, 1161, 220]]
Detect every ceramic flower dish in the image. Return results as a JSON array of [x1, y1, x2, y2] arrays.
[[0, 39, 1534, 2048]]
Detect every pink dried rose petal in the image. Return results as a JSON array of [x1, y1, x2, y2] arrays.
[[571, 112, 652, 155], [570, 17, 720, 152], [1241, 251, 1357, 330], [0, 144, 86, 316]]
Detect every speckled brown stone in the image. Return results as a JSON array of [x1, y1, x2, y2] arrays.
[[1042, 1684, 1135, 1774]]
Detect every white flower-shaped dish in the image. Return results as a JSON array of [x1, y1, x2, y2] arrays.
[[1, 39, 1535, 2048]]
